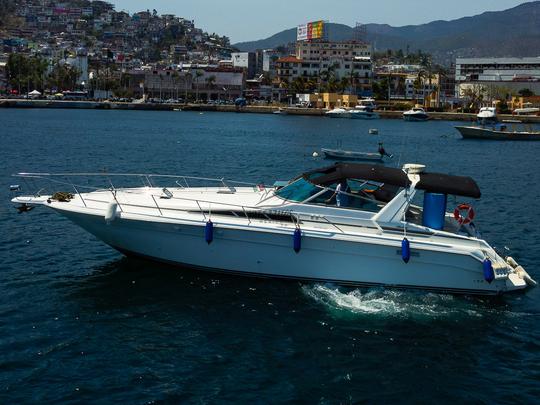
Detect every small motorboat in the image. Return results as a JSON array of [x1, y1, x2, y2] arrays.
[[368, 128, 379, 135], [321, 148, 386, 162], [403, 107, 429, 122], [455, 124, 540, 140], [273, 108, 288, 115], [322, 143, 392, 162], [325, 108, 351, 118]]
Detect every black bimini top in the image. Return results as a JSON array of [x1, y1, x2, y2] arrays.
[[303, 163, 481, 198]]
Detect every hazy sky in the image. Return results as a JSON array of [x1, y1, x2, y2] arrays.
[[109, 0, 529, 43]]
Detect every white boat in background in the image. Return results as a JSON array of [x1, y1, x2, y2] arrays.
[[403, 107, 429, 122], [477, 107, 498, 125], [357, 98, 378, 110], [273, 107, 288, 115], [11, 163, 536, 295], [351, 105, 380, 120], [455, 125, 540, 140], [513, 103, 540, 116], [325, 108, 351, 118], [321, 148, 389, 162]]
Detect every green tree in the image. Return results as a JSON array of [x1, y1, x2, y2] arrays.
[[47, 63, 80, 91], [518, 88, 534, 97], [6, 53, 49, 94]]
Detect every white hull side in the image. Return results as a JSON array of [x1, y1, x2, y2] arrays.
[[350, 112, 380, 120], [59, 209, 513, 295]]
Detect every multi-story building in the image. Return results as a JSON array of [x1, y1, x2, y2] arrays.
[[231, 52, 256, 79], [276, 41, 373, 95], [455, 57, 540, 99], [143, 67, 244, 100], [261, 49, 280, 76]]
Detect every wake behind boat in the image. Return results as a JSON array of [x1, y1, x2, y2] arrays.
[[11, 163, 535, 295]]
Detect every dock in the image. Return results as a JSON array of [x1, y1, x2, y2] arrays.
[[1, 99, 539, 123]]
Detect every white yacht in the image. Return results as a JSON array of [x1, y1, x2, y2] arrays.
[[350, 105, 380, 120], [325, 108, 351, 118], [513, 103, 539, 116], [403, 107, 429, 122], [357, 98, 378, 109], [11, 163, 535, 295]]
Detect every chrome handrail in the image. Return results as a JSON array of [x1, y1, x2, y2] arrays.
[[12, 172, 386, 233]]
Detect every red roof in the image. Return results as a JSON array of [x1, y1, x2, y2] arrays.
[[276, 56, 303, 63]]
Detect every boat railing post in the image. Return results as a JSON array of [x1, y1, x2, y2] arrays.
[[150, 194, 163, 216], [371, 220, 383, 234], [144, 175, 153, 188], [140, 175, 149, 188], [196, 200, 206, 220], [109, 188, 124, 212], [242, 206, 251, 224], [69, 180, 87, 207]]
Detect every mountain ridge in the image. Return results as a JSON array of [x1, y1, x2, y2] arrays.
[[233, 1, 540, 64]]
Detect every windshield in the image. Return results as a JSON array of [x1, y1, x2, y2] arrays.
[[275, 177, 388, 212], [275, 178, 323, 202]]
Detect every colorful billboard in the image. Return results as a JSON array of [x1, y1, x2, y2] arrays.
[[297, 20, 325, 41]]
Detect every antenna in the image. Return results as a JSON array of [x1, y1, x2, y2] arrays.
[[353, 22, 367, 43]]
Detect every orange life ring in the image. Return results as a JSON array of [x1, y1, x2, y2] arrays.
[[454, 203, 475, 225]]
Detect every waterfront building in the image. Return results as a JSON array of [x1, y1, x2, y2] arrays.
[[276, 40, 373, 96], [455, 57, 540, 100], [142, 67, 244, 101], [231, 52, 256, 79], [262, 49, 280, 76], [65, 47, 89, 85]]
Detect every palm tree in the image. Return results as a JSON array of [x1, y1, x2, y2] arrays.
[[171, 71, 180, 100], [183, 70, 192, 102], [194, 69, 204, 102], [339, 76, 350, 94], [413, 70, 426, 103], [205, 75, 216, 100]]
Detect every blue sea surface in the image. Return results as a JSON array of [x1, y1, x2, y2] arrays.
[[1, 109, 539, 403]]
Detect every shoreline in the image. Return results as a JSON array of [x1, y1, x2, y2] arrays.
[[1, 99, 539, 123]]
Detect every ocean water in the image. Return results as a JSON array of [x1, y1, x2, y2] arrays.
[[1, 109, 539, 403]]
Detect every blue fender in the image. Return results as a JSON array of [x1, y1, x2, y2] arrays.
[[402, 238, 410, 263], [205, 220, 213, 244], [293, 228, 301, 253]]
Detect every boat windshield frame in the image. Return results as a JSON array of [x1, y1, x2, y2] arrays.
[[274, 176, 390, 212]]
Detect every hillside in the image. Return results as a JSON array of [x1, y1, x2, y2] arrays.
[[234, 1, 540, 63]]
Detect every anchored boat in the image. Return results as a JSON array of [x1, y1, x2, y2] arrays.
[[325, 108, 351, 118], [455, 125, 540, 140], [403, 107, 429, 122], [321, 148, 387, 162], [11, 163, 535, 295]]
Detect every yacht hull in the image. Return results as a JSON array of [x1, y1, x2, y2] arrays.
[[403, 114, 429, 122], [350, 112, 380, 120], [456, 126, 540, 140], [59, 209, 520, 295]]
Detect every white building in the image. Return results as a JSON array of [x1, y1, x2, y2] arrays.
[[231, 52, 256, 79], [262, 49, 280, 75], [455, 57, 540, 98], [276, 41, 373, 95]]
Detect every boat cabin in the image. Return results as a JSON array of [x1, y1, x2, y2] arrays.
[[274, 163, 481, 234]]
